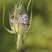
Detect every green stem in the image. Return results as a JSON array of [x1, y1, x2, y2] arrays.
[[16, 34, 24, 51]]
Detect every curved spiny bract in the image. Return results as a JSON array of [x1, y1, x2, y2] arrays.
[[27, 0, 32, 12], [25, 0, 32, 33], [3, 5, 14, 34]]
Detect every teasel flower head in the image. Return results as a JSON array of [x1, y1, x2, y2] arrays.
[[3, 0, 32, 34], [9, 0, 32, 34], [3, 0, 32, 51]]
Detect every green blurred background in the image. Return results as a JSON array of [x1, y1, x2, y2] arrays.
[[0, 0, 52, 52]]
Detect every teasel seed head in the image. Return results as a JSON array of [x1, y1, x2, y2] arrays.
[[3, 0, 32, 34]]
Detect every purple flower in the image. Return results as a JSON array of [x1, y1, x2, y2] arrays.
[[18, 13, 28, 24]]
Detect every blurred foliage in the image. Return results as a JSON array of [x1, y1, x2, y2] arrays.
[[0, 0, 52, 52]]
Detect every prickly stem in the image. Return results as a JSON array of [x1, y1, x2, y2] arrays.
[[16, 34, 24, 52]]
